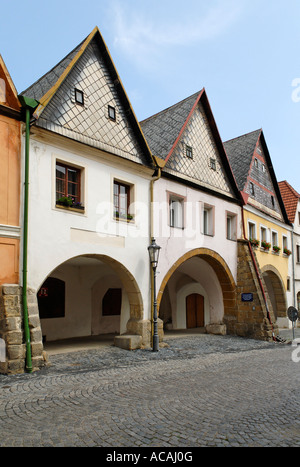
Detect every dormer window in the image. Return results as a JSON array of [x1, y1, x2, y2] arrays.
[[108, 105, 116, 121], [186, 145, 193, 159], [271, 195, 275, 207], [75, 88, 84, 105], [210, 158, 216, 171]]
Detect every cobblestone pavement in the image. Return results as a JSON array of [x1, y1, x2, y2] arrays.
[[0, 332, 300, 448]]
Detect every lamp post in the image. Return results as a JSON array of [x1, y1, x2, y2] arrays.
[[148, 238, 161, 352]]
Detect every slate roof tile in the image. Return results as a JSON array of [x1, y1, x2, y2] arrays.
[[223, 129, 261, 190]]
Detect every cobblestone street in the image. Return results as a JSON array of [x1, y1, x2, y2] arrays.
[[0, 332, 300, 448]]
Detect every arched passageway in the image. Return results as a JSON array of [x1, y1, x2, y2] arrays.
[[37, 254, 144, 345], [157, 248, 236, 333], [261, 265, 287, 321]]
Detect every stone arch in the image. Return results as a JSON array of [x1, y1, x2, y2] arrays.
[[261, 264, 287, 319], [38, 253, 144, 321], [157, 248, 236, 324], [35, 253, 148, 348]]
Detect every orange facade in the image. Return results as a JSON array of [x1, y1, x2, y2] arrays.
[[0, 57, 21, 285]]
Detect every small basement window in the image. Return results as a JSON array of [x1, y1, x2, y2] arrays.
[[75, 88, 84, 105], [108, 105, 116, 121]]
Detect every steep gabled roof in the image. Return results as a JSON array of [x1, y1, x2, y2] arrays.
[[223, 129, 261, 191], [140, 89, 241, 201], [278, 180, 300, 224], [224, 129, 290, 224], [0, 54, 21, 116], [21, 39, 85, 103], [140, 91, 200, 160], [21, 27, 154, 168]]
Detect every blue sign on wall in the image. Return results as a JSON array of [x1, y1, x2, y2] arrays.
[[241, 293, 253, 302]]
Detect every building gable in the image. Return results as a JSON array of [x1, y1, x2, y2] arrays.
[[225, 130, 289, 223], [0, 55, 21, 112], [165, 101, 235, 197], [21, 28, 153, 168], [141, 90, 240, 201]]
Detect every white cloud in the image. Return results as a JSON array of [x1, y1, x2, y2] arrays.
[[109, 0, 244, 70]]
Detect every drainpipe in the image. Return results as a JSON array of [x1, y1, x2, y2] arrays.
[[18, 95, 39, 373], [291, 225, 296, 308], [240, 205, 277, 341]]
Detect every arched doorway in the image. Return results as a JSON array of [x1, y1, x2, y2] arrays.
[[37, 254, 144, 346], [261, 265, 287, 321], [157, 248, 236, 333]]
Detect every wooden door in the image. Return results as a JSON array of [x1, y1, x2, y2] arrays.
[[186, 294, 204, 328]]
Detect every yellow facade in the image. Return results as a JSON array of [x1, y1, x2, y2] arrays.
[[243, 208, 290, 291]]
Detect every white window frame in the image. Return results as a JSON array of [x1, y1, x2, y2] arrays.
[[282, 235, 288, 251], [271, 229, 279, 249], [260, 224, 268, 243], [169, 195, 185, 229], [226, 212, 237, 241], [203, 204, 214, 236], [248, 220, 257, 240]]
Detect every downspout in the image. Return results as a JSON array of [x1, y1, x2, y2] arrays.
[[291, 225, 296, 308], [240, 204, 277, 341], [18, 95, 39, 373]]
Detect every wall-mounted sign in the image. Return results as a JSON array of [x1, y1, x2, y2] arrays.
[[241, 293, 253, 302]]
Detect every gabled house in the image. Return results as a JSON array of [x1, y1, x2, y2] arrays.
[[278, 180, 300, 315], [1, 27, 159, 374], [0, 55, 22, 285], [0, 56, 24, 374], [224, 130, 292, 329], [140, 89, 262, 338]]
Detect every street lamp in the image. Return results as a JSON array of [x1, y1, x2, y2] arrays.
[[148, 238, 161, 351]]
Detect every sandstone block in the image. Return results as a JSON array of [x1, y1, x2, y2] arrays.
[[206, 323, 227, 336], [114, 335, 142, 350]]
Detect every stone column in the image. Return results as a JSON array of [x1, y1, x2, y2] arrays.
[[0, 285, 45, 374]]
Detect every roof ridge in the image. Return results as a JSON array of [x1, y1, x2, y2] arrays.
[[21, 37, 87, 97], [279, 180, 300, 198], [140, 90, 202, 124], [224, 128, 262, 145]]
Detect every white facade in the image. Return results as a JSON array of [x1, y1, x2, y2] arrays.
[[152, 176, 241, 330], [24, 129, 153, 342], [293, 199, 300, 311]]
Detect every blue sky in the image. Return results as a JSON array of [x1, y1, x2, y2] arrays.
[[1, 0, 299, 191]]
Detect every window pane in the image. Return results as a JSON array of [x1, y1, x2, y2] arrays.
[[68, 182, 78, 197], [203, 210, 208, 234], [67, 168, 78, 183], [56, 165, 66, 179], [227, 217, 231, 238]]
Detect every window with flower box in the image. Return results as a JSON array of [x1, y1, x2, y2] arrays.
[[56, 161, 84, 210], [113, 180, 134, 221]]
